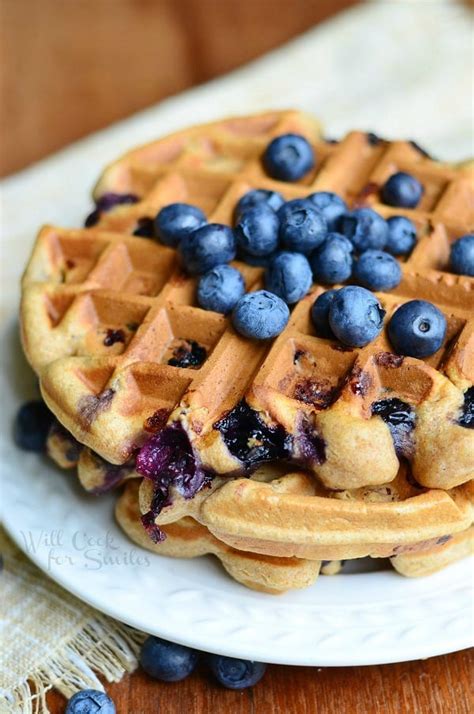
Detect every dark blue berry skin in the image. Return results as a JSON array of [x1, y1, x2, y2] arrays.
[[232, 290, 290, 339], [197, 265, 245, 313], [310, 233, 353, 285], [311, 290, 338, 338], [13, 400, 54, 452], [306, 192, 347, 231], [234, 189, 285, 221], [238, 249, 278, 267], [340, 208, 389, 253], [450, 234, 474, 277], [278, 202, 327, 255], [329, 286, 385, 347], [140, 636, 198, 682], [179, 224, 236, 274], [85, 193, 138, 227], [265, 252, 312, 304], [235, 204, 280, 257], [208, 655, 267, 690], [386, 216, 417, 256], [155, 203, 206, 247], [381, 172, 423, 208], [353, 250, 402, 291], [263, 133, 315, 181], [65, 689, 115, 714], [388, 300, 447, 358]]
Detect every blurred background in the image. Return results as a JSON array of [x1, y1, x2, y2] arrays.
[[0, 0, 358, 176]]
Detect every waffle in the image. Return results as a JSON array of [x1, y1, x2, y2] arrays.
[[21, 111, 473, 510]]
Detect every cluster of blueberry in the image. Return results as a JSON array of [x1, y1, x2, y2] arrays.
[[65, 637, 266, 712]]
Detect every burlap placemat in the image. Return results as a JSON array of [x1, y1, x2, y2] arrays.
[[0, 528, 145, 714]]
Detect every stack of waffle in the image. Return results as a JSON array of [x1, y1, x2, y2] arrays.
[[20, 110, 473, 593]]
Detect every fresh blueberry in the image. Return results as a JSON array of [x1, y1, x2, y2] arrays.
[[381, 171, 423, 208], [263, 133, 315, 181], [278, 201, 327, 254], [155, 203, 206, 247], [310, 233, 353, 285], [179, 223, 236, 274], [232, 290, 290, 339], [450, 234, 474, 277], [13, 400, 54, 452], [340, 208, 388, 253], [235, 204, 279, 256], [140, 636, 198, 682], [65, 689, 115, 714], [85, 193, 138, 228], [197, 265, 245, 313], [234, 189, 285, 221], [238, 249, 278, 267], [329, 286, 385, 347], [386, 216, 417, 256], [306, 192, 347, 231], [353, 250, 402, 291], [311, 290, 338, 338], [265, 252, 312, 304], [388, 300, 447, 357], [208, 655, 267, 690]]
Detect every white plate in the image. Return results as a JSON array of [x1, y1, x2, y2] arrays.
[[1, 318, 473, 666]]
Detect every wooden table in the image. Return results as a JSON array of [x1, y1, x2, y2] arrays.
[[47, 649, 472, 713]]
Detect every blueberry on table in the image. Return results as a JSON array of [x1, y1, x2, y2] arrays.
[[386, 216, 417, 256], [353, 250, 402, 291], [311, 232, 353, 285], [311, 289, 338, 338], [208, 655, 267, 690], [13, 400, 54, 452], [450, 234, 474, 277], [329, 286, 385, 347], [306, 191, 348, 231], [179, 223, 236, 274], [197, 264, 245, 313], [65, 689, 115, 714], [155, 203, 206, 247], [340, 208, 388, 253], [278, 200, 327, 254], [140, 636, 198, 682], [232, 290, 290, 339], [381, 171, 424, 208], [388, 300, 447, 358], [235, 204, 280, 256], [263, 133, 315, 181], [265, 251, 312, 304], [234, 188, 285, 220]]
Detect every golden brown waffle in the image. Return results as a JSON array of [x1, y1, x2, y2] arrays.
[[21, 111, 473, 500]]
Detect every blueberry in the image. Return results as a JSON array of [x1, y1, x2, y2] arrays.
[[450, 234, 474, 277], [329, 286, 385, 347], [310, 232, 353, 285], [65, 689, 115, 714], [234, 189, 285, 221], [381, 171, 423, 208], [197, 265, 245, 313], [13, 400, 54, 452], [140, 636, 198, 682], [386, 216, 417, 256], [208, 655, 267, 690], [279, 201, 327, 254], [155, 203, 206, 247], [238, 249, 278, 267], [85, 193, 138, 228], [234, 204, 279, 256], [263, 133, 315, 181], [232, 290, 289, 339], [265, 251, 312, 304], [306, 191, 347, 231], [179, 223, 236, 274], [353, 250, 402, 291], [311, 290, 338, 338], [388, 300, 447, 357], [340, 208, 388, 253]]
